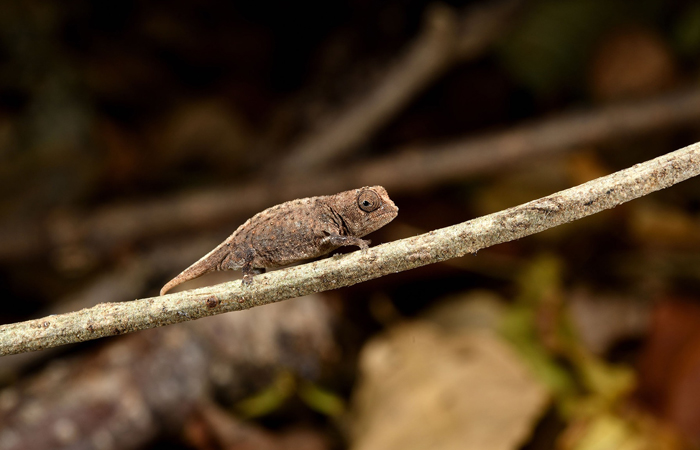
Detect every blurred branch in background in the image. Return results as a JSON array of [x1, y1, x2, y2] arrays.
[[1, 140, 698, 356], [278, 0, 522, 172], [1, 87, 699, 269]]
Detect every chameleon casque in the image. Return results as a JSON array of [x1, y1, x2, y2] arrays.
[[160, 186, 398, 295]]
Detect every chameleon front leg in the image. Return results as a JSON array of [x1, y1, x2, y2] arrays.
[[324, 235, 370, 250]]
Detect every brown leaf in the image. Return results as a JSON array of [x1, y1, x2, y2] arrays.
[[349, 322, 548, 450], [636, 298, 700, 442], [589, 27, 677, 101]]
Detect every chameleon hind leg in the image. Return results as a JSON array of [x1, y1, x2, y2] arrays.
[[241, 247, 266, 286]]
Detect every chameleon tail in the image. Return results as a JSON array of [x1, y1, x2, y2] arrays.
[[160, 243, 230, 295]]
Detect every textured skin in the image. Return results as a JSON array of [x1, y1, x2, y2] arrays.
[[160, 186, 398, 295]]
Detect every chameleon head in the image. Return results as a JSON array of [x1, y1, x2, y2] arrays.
[[335, 186, 398, 237]]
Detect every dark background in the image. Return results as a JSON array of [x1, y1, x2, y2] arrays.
[[1, 0, 700, 449]]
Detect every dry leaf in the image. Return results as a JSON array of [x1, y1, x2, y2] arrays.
[[349, 322, 548, 450]]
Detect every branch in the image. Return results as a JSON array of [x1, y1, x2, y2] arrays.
[[3, 87, 700, 264], [2, 141, 699, 356]]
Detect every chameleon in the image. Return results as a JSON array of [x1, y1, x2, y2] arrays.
[[160, 186, 398, 295]]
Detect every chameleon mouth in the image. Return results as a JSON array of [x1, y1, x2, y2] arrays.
[[374, 204, 399, 222]]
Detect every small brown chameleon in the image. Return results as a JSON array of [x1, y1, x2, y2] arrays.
[[160, 186, 398, 295]]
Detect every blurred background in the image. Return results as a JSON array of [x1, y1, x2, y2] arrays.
[[1, 0, 700, 449]]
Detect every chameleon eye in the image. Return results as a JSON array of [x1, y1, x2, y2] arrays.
[[358, 190, 380, 212]]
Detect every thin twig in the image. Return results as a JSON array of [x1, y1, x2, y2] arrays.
[[1, 141, 699, 356], [2, 87, 700, 264]]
